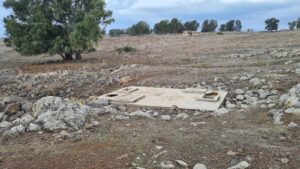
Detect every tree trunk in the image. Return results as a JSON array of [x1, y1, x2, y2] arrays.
[[76, 53, 82, 60]]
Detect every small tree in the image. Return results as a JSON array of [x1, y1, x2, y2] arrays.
[[3, 0, 113, 61], [288, 21, 297, 30], [297, 18, 300, 30], [201, 20, 218, 32], [154, 20, 170, 34], [183, 20, 200, 31], [127, 21, 150, 36], [169, 18, 184, 34], [219, 24, 226, 32], [225, 20, 235, 32], [109, 29, 125, 37], [265, 18, 280, 31], [235, 20, 242, 32]]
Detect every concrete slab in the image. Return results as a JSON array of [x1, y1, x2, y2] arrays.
[[100, 86, 228, 111]]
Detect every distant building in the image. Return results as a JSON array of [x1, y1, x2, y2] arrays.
[[183, 31, 197, 36], [247, 29, 254, 32]]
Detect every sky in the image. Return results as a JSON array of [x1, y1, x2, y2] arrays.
[[0, 0, 299, 36]]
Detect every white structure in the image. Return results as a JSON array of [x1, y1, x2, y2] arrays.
[[99, 86, 228, 111], [183, 31, 198, 36]]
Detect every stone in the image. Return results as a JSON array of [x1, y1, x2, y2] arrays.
[[161, 115, 172, 121], [226, 101, 236, 109], [32, 96, 64, 117], [235, 89, 245, 95], [1, 96, 21, 106], [28, 123, 41, 131], [161, 161, 175, 169], [193, 163, 207, 169], [280, 158, 289, 164], [129, 110, 153, 119], [21, 102, 33, 113], [176, 160, 188, 167], [191, 122, 206, 127], [236, 95, 245, 101], [115, 115, 130, 120], [176, 113, 189, 120], [284, 60, 294, 65], [288, 122, 298, 128], [212, 108, 230, 116], [227, 161, 250, 169], [19, 114, 35, 125], [271, 110, 284, 125], [0, 112, 5, 121], [10, 124, 25, 134], [33, 97, 88, 131], [4, 103, 21, 116], [250, 78, 264, 87], [0, 121, 13, 128], [285, 108, 300, 115], [296, 69, 300, 75]]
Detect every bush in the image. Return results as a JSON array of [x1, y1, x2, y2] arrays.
[[116, 46, 137, 54]]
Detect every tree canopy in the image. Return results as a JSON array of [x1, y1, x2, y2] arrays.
[[127, 21, 151, 36], [183, 20, 200, 31], [3, 0, 113, 60], [201, 20, 218, 32], [109, 29, 125, 37], [154, 20, 170, 34], [265, 18, 280, 31]]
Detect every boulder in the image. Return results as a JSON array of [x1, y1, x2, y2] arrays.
[[10, 124, 25, 134], [0, 121, 13, 128], [161, 115, 172, 121], [161, 161, 175, 169], [21, 102, 33, 113], [176, 113, 189, 120], [129, 110, 153, 119], [28, 123, 41, 131]]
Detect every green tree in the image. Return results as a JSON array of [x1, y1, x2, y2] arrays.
[[288, 21, 297, 30], [201, 20, 218, 32], [169, 18, 184, 33], [154, 20, 170, 34], [183, 20, 200, 31], [235, 20, 242, 32], [225, 20, 235, 32], [127, 21, 150, 36], [3, 0, 113, 61], [219, 24, 226, 32], [265, 18, 280, 31], [109, 29, 125, 37], [297, 18, 300, 30]]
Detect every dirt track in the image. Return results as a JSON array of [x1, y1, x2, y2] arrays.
[[0, 31, 300, 169]]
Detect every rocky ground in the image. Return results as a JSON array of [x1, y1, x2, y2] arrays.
[[0, 31, 299, 169]]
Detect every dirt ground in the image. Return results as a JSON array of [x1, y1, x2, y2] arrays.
[[0, 31, 300, 169]]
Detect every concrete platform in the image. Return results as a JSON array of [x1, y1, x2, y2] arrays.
[[99, 86, 228, 111]]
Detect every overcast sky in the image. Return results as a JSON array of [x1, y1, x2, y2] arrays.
[[0, 0, 299, 36]]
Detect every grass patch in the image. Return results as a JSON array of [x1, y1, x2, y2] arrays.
[[116, 46, 137, 54]]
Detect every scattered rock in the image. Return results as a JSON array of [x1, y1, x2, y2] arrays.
[[227, 161, 250, 169], [193, 163, 207, 169], [21, 102, 33, 113], [161, 161, 175, 169], [10, 124, 25, 134], [235, 89, 245, 95], [176, 160, 188, 167], [176, 113, 189, 120], [250, 78, 264, 87], [28, 123, 41, 131], [288, 122, 298, 128], [212, 108, 230, 116], [161, 115, 172, 121], [129, 110, 153, 119], [280, 158, 289, 164], [0, 121, 13, 128], [115, 115, 130, 120]]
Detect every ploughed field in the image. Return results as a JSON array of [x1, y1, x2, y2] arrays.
[[0, 31, 299, 169]]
